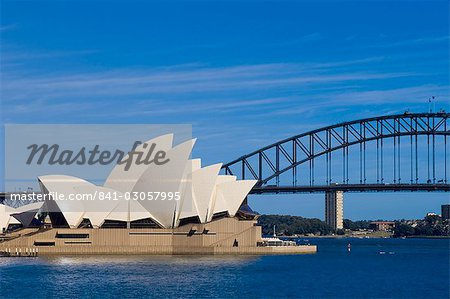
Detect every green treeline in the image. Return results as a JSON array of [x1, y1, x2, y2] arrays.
[[258, 215, 333, 236], [257, 214, 450, 237], [393, 215, 450, 237], [258, 215, 378, 236]]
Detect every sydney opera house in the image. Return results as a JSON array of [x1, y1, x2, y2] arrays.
[[0, 134, 315, 255]]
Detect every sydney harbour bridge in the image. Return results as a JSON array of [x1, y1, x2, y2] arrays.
[[222, 112, 450, 229], [1, 112, 449, 230]]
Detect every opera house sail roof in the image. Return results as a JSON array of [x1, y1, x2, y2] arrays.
[[0, 201, 43, 232], [29, 134, 258, 229]]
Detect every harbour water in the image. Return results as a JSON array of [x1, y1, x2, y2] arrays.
[[0, 238, 448, 298]]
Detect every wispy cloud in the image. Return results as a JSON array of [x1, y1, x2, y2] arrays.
[[386, 35, 450, 47], [1, 55, 447, 163], [358, 35, 450, 49], [2, 49, 101, 62], [264, 85, 449, 117], [0, 24, 17, 32], [2, 60, 421, 104]]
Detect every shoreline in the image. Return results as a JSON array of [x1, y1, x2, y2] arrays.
[[275, 235, 450, 239]]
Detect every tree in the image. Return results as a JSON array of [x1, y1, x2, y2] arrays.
[[336, 229, 345, 235], [393, 222, 415, 237]]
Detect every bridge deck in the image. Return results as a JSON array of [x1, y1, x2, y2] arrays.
[[250, 184, 450, 194]]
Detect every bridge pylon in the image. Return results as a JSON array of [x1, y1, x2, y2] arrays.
[[325, 190, 344, 230]]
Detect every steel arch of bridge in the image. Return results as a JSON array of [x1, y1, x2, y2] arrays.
[[221, 112, 450, 193]]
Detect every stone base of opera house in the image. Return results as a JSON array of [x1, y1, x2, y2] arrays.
[[0, 218, 317, 255]]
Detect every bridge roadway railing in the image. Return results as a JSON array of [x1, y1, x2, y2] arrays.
[[250, 183, 450, 194]]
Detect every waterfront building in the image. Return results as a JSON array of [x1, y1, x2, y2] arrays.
[[369, 221, 395, 231]]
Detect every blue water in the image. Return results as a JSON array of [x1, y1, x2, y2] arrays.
[[0, 238, 448, 298]]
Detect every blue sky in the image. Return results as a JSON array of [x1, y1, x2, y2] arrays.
[[1, 0, 449, 220]]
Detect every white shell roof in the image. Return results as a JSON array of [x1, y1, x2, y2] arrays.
[[37, 136, 257, 228], [0, 202, 44, 231], [104, 134, 174, 193], [38, 175, 94, 228], [0, 204, 14, 232]]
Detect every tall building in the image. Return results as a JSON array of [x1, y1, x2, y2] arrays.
[[442, 204, 450, 221], [325, 191, 344, 230]]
